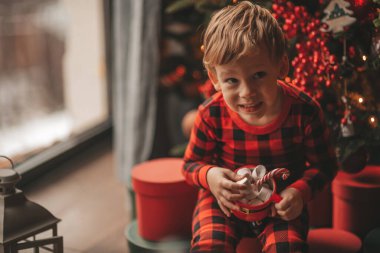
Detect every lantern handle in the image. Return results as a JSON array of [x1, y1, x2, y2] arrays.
[[0, 155, 14, 169]]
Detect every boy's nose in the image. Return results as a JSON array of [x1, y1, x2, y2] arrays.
[[239, 83, 256, 98]]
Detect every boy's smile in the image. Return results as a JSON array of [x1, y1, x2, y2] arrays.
[[238, 101, 263, 113], [208, 47, 289, 126]]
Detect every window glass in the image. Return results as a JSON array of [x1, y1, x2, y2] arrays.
[[0, 0, 109, 167]]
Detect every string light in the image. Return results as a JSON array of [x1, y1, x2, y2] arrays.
[[369, 116, 378, 128], [358, 97, 364, 103], [362, 55, 367, 61]]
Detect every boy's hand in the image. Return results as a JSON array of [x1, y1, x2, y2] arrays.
[[273, 187, 303, 221], [207, 167, 247, 217]]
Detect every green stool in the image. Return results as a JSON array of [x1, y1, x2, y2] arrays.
[[125, 220, 190, 253], [364, 228, 380, 253], [127, 176, 136, 220]]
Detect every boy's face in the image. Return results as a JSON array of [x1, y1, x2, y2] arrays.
[[208, 47, 289, 125]]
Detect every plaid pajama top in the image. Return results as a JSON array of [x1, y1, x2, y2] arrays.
[[183, 81, 338, 203]]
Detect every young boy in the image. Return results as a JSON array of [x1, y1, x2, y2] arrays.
[[182, 1, 338, 252]]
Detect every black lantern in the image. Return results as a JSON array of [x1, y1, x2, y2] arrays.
[[0, 156, 63, 253]]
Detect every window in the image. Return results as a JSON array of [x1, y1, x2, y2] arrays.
[[0, 0, 111, 178]]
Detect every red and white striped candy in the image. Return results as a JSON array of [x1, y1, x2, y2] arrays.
[[256, 168, 290, 188]]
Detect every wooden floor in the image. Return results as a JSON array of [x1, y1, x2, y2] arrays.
[[22, 137, 131, 253]]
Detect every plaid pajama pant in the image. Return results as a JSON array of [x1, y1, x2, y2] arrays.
[[190, 191, 309, 253]]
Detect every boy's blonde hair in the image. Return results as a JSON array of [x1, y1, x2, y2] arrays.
[[202, 1, 287, 71]]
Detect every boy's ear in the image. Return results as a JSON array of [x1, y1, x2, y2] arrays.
[[207, 70, 221, 91], [278, 55, 289, 79]]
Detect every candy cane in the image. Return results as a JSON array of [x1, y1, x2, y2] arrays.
[[256, 168, 290, 188]]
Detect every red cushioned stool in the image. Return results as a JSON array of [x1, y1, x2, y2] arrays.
[[308, 185, 332, 228], [132, 158, 198, 241], [307, 228, 362, 253], [332, 165, 380, 237]]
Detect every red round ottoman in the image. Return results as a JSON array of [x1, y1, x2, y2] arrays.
[[308, 228, 362, 253], [308, 185, 332, 228], [132, 158, 198, 241], [332, 165, 380, 237]]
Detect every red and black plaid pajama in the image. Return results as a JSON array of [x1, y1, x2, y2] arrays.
[[191, 190, 309, 252], [183, 82, 338, 253]]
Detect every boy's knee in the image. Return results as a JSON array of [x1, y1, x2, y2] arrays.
[[191, 241, 235, 253], [263, 238, 307, 253], [191, 225, 237, 253]]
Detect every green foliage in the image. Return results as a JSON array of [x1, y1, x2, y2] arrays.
[[165, 0, 194, 14], [373, 13, 380, 27], [338, 137, 367, 163], [166, 0, 230, 14]]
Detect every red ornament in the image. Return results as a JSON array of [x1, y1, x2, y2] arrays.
[[354, 0, 365, 7], [176, 65, 186, 76], [198, 79, 216, 99], [348, 0, 378, 22], [272, 0, 338, 98], [349, 46, 356, 58]]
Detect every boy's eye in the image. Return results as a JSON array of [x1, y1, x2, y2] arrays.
[[253, 72, 266, 79], [225, 78, 239, 85]]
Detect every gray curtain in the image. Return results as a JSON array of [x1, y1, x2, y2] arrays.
[[112, 0, 161, 183]]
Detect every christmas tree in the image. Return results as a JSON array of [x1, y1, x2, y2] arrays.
[[321, 0, 357, 34], [162, 0, 380, 172]]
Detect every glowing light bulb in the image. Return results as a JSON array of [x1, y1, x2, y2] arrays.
[[362, 55, 367, 61], [369, 116, 378, 128], [358, 97, 364, 103]]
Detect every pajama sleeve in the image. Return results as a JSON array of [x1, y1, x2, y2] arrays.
[[290, 105, 338, 203], [182, 107, 217, 190]]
